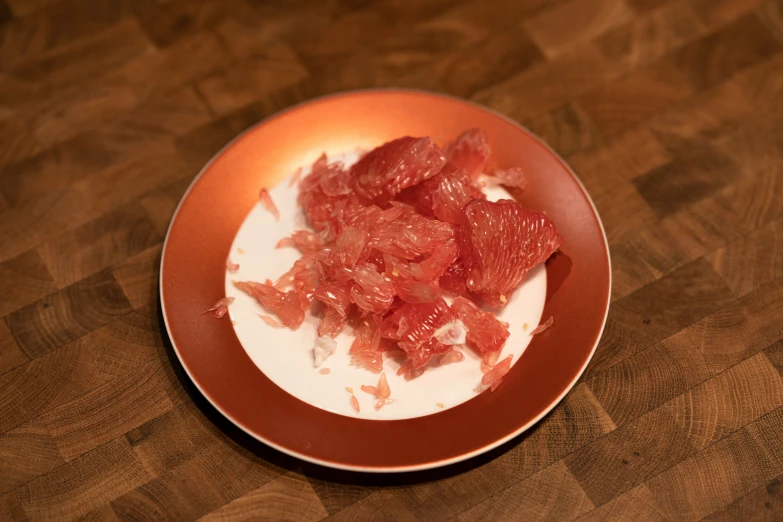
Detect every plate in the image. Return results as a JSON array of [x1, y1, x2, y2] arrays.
[[160, 89, 611, 472]]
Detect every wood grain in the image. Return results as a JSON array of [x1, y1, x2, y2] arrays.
[[37, 203, 161, 288], [200, 472, 328, 522], [122, 31, 230, 99], [596, 2, 707, 68], [24, 75, 138, 148], [579, 56, 697, 137], [662, 352, 783, 450], [0, 419, 63, 494], [0, 0, 136, 68], [0, 250, 57, 318], [1, 0, 782, 519], [125, 402, 225, 477], [5, 269, 132, 359], [196, 43, 308, 115], [766, 341, 783, 379], [14, 438, 153, 521], [576, 484, 669, 521], [472, 44, 622, 120], [523, 103, 603, 158], [435, 27, 545, 98], [563, 128, 672, 227], [453, 461, 594, 521], [702, 473, 783, 521], [524, 0, 634, 59], [110, 434, 284, 520], [721, 164, 783, 230], [587, 258, 735, 376], [633, 144, 740, 216], [8, 17, 151, 90], [0, 132, 115, 210], [0, 117, 41, 166], [646, 418, 779, 520], [564, 407, 699, 506], [41, 362, 182, 461], [111, 245, 163, 309], [0, 321, 27, 376], [709, 217, 783, 297]]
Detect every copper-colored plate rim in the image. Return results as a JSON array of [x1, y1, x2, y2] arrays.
[[159, 88, 611, 473]]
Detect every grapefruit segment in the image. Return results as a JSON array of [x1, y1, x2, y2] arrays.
[[352, 136, 447, 203], [451, 296, 509, 354], [461, 199, 562, 307], [446, 128, 491, 179], [234, 281, 309, 328]]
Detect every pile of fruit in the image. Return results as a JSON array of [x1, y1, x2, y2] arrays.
[[234, 129, 562, 391]]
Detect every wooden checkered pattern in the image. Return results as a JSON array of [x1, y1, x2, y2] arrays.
[[1, 0, 783, 519]]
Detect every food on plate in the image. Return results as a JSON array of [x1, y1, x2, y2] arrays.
[[361, 373, 391, 399], [374, 399, 395, 410], [530, 316, 554, 336], [226, 257, 240, 273], [258, 188, 280, 221], [201, 297, 234, 318], [258, 314, 282, 327], [461, 200, 561, 307], [233, 129, 562, 395], [481, 354, 513, 392]]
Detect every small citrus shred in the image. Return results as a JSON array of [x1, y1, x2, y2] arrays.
[[256, 315, 280, 327], [361, 373, 391, 399], [530, 316, 553, 336], [201, 297, 234, 319], [235, 281, 308, 328], [374, 399, 395, 410], [276, 237, 294, 249], [439, 350, 465, 365], [480, 350, 501, 374], [289, 167, 303, 187], [258, 188, 280, 221], [350, 395, 360, 413], [377, 373, 391, 399], [361, 385, 379, 396], [319, 368, 331, 375], [482, 354, 513, 392], [486, 167, 527, 189]]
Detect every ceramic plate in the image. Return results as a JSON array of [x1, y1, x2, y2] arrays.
[[160, 89, 611, 472]]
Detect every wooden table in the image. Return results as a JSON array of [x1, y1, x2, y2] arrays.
[[2, 0, 783, 519]]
